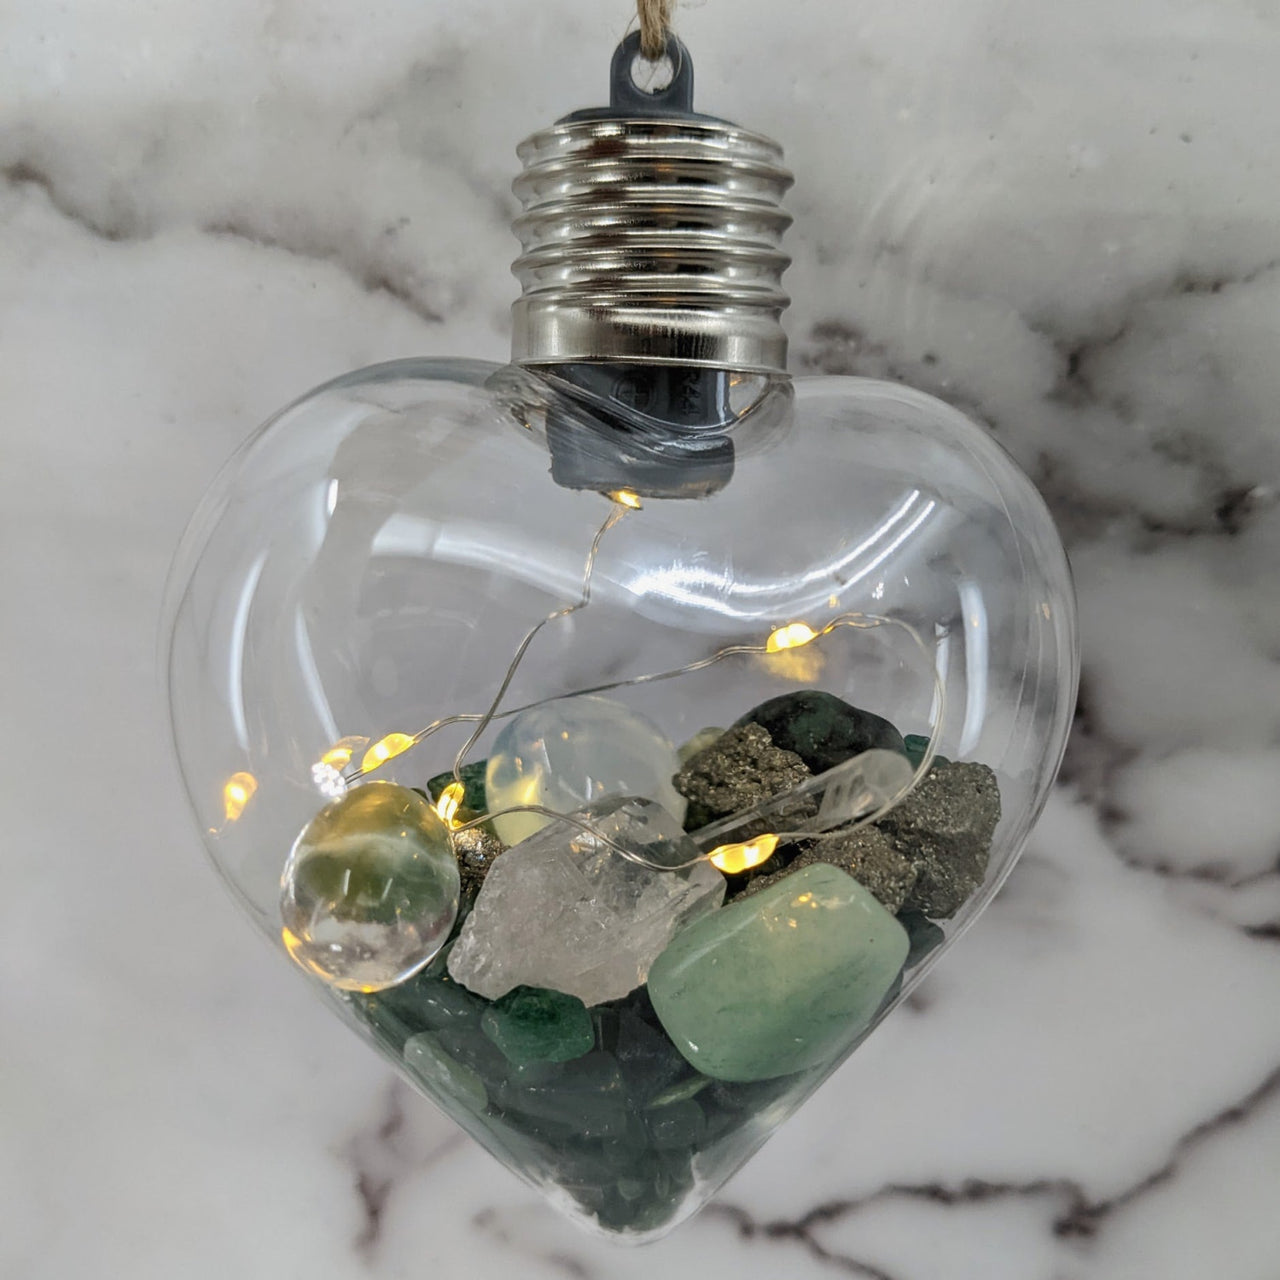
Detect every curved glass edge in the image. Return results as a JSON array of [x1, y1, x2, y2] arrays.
[[158, 358, 511, 926], [162, 357, 1081, 1240]]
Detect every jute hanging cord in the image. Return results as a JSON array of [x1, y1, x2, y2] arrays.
[[637, 0, 675, 59]]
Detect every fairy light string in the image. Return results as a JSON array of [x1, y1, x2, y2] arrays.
[[319, 490, 949, 874], [448, 502, 628, 784]]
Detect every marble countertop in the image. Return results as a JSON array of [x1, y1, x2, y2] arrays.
[[3, 1, 1279, 1276]]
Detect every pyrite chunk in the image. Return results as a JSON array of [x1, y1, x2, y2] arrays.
[[880, 761, 1001, 918], [649, 864, 909, 1082], [452, 824, 506, 897], [743, 825, 917, 913], [673, 722, 813, 831], [447, 796, 725, 1006]]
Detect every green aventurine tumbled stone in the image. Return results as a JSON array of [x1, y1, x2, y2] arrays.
[[899, 910, 946, 968], [480, 986, 595, 1066], [380, 970, 485, 1032], [644, 1097, 707, 1150], [404, 1032, 489, 1111], [648, 864, 909, 1082], [497, 1052, 633, 1138], [735, 691, 907, 775], [903, 734, 950, 769]]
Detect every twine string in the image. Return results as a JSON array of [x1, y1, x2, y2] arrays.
[[637, 0, 674, 60]]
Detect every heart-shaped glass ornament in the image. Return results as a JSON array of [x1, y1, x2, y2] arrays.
[[164, 33, 1078, 1242]]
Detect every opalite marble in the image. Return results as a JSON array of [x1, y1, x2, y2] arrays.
[[15, 0, 1275, 1264], [447, 796, 724, 1006], [484, 695, 686, 846], [480, 986, 595, 1066], [648, 863, 909, 1082], [279, 782, 460, 992]]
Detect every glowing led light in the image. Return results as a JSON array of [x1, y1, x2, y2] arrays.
[[361, 732, 415, 773], [321, 736, 368, 769], [766, 622, 818, 653], [311, 762, 348, 800], [708, 833, 779, 875], [222, 772, 257, 822], [435, 780, 466, 828], [609, 488, 643, 510]]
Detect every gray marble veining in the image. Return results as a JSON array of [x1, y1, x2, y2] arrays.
[[2, 1, 1278, 1276]]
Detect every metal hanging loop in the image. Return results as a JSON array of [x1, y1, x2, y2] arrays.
[[610, 29, 693, 115]]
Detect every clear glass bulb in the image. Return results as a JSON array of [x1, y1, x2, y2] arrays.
[[164, 358, 1077, 1239]]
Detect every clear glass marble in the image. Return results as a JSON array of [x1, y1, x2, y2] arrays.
[[164, 358, 1078, 1240], [280, 782, 460, 992]]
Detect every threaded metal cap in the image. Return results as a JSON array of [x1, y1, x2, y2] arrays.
[[510, 34, 794, 374]]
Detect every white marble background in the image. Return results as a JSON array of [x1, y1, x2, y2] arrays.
[[3, 1, 1279, 1276]]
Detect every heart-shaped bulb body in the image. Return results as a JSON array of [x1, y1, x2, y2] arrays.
[[164, 359, 1077, 1240]]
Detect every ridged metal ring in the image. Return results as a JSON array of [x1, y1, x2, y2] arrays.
[[511, 115, 794, 373]]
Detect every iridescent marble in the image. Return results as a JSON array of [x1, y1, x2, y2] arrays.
[[280, 783, 460, 992], [485, 695, 686, 846]]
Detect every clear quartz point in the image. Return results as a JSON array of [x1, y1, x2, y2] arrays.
[[447, 796, 725, 1007]]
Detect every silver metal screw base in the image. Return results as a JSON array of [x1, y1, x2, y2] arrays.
[[510, 36, 794, 375]]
